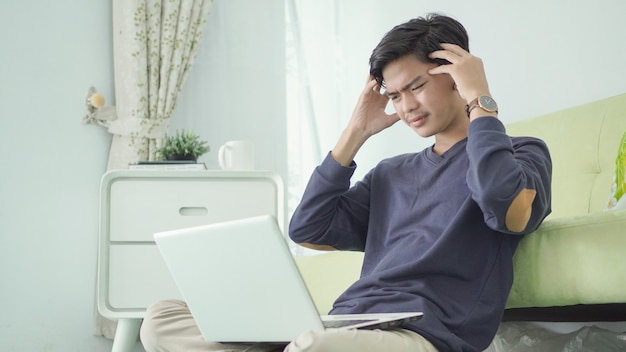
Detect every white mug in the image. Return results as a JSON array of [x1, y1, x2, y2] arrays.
[[218, 140, 255, 170]]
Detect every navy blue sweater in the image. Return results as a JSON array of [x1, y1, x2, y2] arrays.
[[289, 117, 552, 351]]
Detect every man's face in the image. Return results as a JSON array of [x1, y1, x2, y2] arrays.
[[382, 54, 465, 138]]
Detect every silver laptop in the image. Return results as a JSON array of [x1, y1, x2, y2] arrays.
[[153, 214, 422, 342]]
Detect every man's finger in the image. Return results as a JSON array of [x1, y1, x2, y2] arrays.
[[429, 49, 458, 63], [438, 43, 468, 55], [428, 65, 449, 76]]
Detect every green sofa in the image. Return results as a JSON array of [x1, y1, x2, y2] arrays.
[[295, 93, 626, 321]]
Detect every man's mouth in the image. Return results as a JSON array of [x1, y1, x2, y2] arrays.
[[408, 114, 427, 127]]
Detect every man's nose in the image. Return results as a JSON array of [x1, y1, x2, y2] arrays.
[[402, 93, 419, 113]]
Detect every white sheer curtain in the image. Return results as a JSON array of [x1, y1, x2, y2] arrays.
[[285, 0, 346, 255], [92, 0, 213, 338], [285, 1, 431, 256]]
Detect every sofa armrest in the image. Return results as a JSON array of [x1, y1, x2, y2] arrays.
[[507, 208, 626, 308]]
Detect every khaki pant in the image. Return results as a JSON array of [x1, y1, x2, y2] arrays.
[[140, 300, 438, 352]]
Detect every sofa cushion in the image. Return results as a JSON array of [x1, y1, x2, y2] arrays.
[[295, 251, 363, 314]]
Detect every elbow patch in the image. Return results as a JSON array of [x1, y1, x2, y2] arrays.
[[505, 188, 537, 232]]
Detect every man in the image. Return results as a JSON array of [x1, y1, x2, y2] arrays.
[[140, 13, 552, 352]]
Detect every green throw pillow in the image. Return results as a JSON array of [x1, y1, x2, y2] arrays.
[[607, 128, 626, 209]]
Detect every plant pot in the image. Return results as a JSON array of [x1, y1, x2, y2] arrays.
[[165, 154, 197, 162]]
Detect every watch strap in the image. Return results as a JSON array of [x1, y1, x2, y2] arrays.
[[465, 98, 480, 117]]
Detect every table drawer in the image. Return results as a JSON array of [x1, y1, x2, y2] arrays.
[[106, 173, 281, 242]]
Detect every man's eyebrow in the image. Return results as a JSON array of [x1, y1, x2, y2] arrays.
[[384, 75, 423, 97]]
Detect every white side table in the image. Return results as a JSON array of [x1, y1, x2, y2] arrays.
[[97, 170, 284, 352]]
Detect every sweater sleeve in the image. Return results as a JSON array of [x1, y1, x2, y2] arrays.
[[466, 117, 552, 234], [288, 153, 370, 251]]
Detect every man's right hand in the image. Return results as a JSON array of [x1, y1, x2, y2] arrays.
[[331, 76, 400, 166]]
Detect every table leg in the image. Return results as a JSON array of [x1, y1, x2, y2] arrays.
[[111, 318, 142, 352]]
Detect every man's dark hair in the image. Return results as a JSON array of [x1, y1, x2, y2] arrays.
[[369, 13, 469, 87]]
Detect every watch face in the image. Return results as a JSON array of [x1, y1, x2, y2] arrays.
[[478, 96, 498, 112]]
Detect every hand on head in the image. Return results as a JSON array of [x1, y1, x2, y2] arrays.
[[427, 43, 491, 104], [348, 75, 400, 138]]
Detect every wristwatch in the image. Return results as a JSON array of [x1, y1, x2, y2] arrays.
[[465, 95, 498, 117]]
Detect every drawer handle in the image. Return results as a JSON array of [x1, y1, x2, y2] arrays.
[[179, 207, 209, 216]]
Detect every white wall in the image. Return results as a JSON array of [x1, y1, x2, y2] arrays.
[[0, 1, 285, 351], [0, 1, 625, 351], [0, 1, 116, 351]]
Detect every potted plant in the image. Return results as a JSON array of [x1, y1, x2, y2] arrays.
[[155, 129, 210, 162]]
